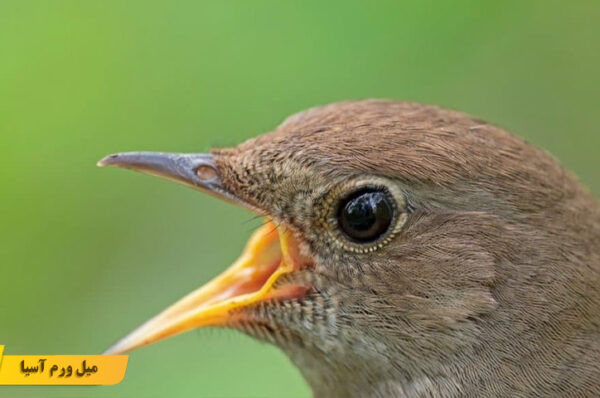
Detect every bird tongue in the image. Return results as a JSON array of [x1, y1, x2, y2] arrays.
[[104, 221, 305, 355]]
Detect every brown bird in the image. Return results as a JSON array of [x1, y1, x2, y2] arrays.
[[98, 100, 599, 397]]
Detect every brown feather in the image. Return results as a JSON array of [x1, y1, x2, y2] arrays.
[[213, 100, 599, 397]]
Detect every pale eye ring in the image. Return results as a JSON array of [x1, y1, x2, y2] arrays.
[[323, 179, 407, 253]]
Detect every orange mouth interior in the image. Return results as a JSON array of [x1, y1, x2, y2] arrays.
[[104, 221, 308, 355]]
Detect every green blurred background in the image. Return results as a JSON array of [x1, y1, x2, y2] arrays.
[[1, 1, 598, 397]]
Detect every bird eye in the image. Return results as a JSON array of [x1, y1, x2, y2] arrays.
[[337, 189, 394, 243]]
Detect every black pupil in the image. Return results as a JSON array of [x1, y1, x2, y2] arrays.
[[338, 190, 393, 242]]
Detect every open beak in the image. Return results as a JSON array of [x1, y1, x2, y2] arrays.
[[98, 152, 309, 355]]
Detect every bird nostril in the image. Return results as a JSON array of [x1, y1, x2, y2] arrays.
[[196, 165, 218, 181]]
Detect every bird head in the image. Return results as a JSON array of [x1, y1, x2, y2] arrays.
[[99, 100, 599, 397]]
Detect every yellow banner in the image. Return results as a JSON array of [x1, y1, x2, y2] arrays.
[[0, 346, 128, 385]]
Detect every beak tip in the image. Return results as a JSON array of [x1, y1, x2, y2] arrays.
[[103, 342, 126, 355], [97, 154, 120, 168]]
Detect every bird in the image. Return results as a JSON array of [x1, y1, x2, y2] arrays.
[[98, 100, 599, 397]]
